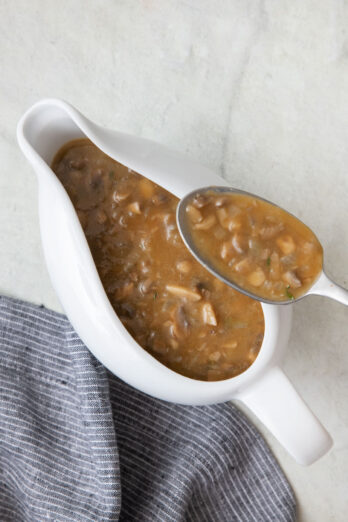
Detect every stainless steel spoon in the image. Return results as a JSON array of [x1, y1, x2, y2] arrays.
[[177, 186, 348, 306]]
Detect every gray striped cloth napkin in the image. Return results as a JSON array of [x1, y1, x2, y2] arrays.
[[0, 295, 296, 521]]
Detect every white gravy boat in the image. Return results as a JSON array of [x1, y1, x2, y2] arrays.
[[17, 99, 332, 465]]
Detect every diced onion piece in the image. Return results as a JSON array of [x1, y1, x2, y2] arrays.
[[302, 241, 316, 255], [260, 248, 270, 260], [227, 217, 241, 232], [282, 271, 302, 288], [280, 253, 297, 269], [231, 234, 245, 254], [220, 241, 231, 260], [276, 235, 296, 255], [269, 252, 280, 280], [139, 178, 154, 198], [214, 227, 227, 240], [186, 204, 203, 223], [176, 260, 192, 274], [222, 341, 238, 349], [169, 339, 179, 349], [202, 302, 217, 326], [232, 258, 252, 274], [166, 284, 201, 301], [214, 197, 227, 207], [216, 208, 240, 231], [248, 268, 266, 287], [209, 351, 221, 362], [216, 207, 229, 228]]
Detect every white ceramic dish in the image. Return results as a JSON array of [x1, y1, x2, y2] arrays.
[[17, 98, 332, 465]]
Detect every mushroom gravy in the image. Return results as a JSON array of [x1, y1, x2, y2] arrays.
[[185, 190, 323, 301], [52, 140, 264, 381]]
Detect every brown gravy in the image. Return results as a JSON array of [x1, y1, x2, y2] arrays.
[[185, 190, 323, 301], [52, 140, 264, 381]]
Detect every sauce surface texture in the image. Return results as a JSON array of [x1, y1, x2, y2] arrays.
[[185, 190, 323, 301], [52, 140, 264, 381]]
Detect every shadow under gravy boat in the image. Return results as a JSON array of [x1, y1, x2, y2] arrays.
[[17, 98, 332, 465]]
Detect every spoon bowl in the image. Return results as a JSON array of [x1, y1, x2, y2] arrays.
[[177, 186, 348, 306]]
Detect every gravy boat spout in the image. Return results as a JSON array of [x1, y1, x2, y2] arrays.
[[17, 99, 332, 465]]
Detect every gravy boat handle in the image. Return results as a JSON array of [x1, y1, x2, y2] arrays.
[[238, 366, 333, 465], [307, 271, 348, 306]]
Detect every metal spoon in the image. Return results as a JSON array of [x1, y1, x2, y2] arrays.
[[177, 186, 348, 306]]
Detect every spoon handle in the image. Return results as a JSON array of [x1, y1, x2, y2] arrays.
[[309, 271, 348, 306]]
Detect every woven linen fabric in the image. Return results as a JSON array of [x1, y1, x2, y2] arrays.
[[0, 295, 296, 521]]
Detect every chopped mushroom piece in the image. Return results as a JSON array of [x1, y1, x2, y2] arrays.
[[127, 201, 141, 214], [194, 214, 217, 230], [276, 235, 296, 255], [216, 208, 240, 231], [192, 195, 208, 208], [170, 305, 189, 338], [96, 210, 107, 224], [202, 302, 217, 326], [113, 190, 130, 202], [168, 321, 183, 340], [248, 268, 266, 287], [151, 193, 168, 206], [115, 282, 134, 299], [138, 278, 153, 294], [166, 284, 202, 301], [259, 223, 284, 239]]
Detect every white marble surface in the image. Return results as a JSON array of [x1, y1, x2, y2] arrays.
[[1, 1, 347, 520]]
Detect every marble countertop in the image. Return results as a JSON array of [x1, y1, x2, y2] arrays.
[[1, 1, 347, 520]]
